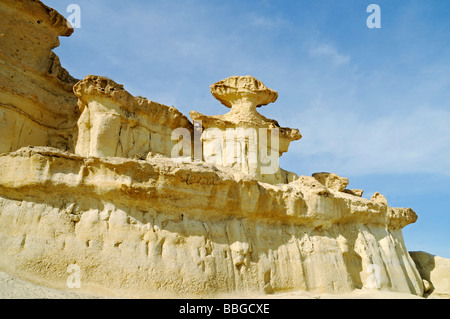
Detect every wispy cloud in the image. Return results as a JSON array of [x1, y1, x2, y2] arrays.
[[287, 105, 450, 177], [249, 13, 286, 29]]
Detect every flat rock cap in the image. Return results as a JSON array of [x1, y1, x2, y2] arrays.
[[211, 75, 278, 108]]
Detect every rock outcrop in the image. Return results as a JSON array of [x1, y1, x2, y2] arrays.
[[74, 75, 193, 159], [0, 147, 423, 297], [312, 172, 349, 192], [409, 251, 450, 298], [0, 0, 436, 299]]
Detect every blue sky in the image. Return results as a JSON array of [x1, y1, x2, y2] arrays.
[[45, 0, 449, 258]]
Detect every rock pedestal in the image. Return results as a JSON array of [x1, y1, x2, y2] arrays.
[[190, 76, 301, 184], [0, 0, 431, 299]]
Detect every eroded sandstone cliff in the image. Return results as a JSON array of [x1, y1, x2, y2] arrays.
[[0, 0, 79, 153], [0, 147, 423, 297]]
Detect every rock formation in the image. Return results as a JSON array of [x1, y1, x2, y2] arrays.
[[190, 76, 301, 184], [0, 147, 424, 297], [0, 0, 447, 299], [74, 75, 193, 159], [0, 0, 79, 153], [409, 251, 450, 298]]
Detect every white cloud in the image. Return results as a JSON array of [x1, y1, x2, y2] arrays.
[[288, 105, 450, 177]]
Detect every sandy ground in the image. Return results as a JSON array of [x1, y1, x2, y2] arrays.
[[0, 271, 431, 299], [0, 271, 103, 299]]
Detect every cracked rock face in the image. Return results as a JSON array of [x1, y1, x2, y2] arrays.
[[190, 76, 302, 185], [210, 75, 278, 109], [0, 147, 423, 297], [73, 75, 193, 159]]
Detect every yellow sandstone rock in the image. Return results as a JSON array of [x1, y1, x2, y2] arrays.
[[73, 75, 193, 159], [0, 147, 424, 297], [312, 172, 349, 192], [343, 189, 364, 197], [190, 76, 301, 184], [371, 192, 388, 205], [0, 0, 444, 299], [0, 0, 79, 154]]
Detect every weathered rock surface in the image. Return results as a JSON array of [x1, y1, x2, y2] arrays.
[[191, 76, 301, 184], [0, 0, 79, 153], [0, 0, 431, 299], [343, 189, 364, 197], [312, 172, 349, 192], [0, 147, 423, 297]]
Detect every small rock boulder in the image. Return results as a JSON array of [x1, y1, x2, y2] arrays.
[[312, 172, 349, 192], [343, 189, 364, 197], [371, 192, 388, 205]]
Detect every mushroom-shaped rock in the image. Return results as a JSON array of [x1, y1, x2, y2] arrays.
[[189, 75, 302, 185], [388, 207, 417, 228], [211, 75, 278, 109], [193, 75, 290, 129], [312, 172, 349, 192], [190, 75, 301, 143], [74, 75, 193, 158]]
